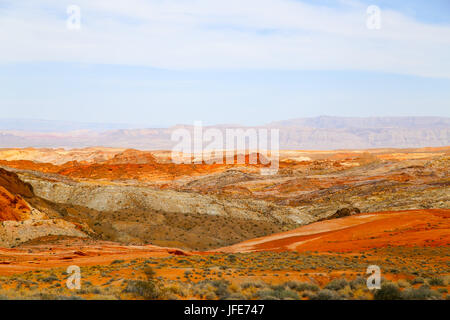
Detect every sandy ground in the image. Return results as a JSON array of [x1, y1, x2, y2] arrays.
[[216, 209, 450, 253], [0, 238, 189, 275]]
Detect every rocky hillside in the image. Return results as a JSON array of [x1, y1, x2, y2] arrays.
[[0, 146, 448, 250], [0, 186, 31, 221], [0, 168, 87, 247]]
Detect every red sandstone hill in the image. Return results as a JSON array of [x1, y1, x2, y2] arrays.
[[217, 209, 450, 253], [103, 149, 158, 165], [0, 168, 34, 221], [0, 150, 275, 182], [0, 168, 34, 197], [0, 186, 31, 221]]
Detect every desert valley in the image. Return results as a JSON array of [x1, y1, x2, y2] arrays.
[[0, 145, 448, 300], [1, 0, 450, 307]]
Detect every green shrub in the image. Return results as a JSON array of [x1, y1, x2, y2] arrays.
[[256, 287, 299, 300], [349, 277, 366, 290], [396, 279, 411, 288], [255, 290, 279, 300], [273, 287, 299, 300], [204, 292, 217, 300], [240, 280, 266, 289], [325, 278, 348, 291], [402, 285, 441, 300], [311, 289, 341, 300], [41, 275, 59, 283], [373, 283, 402, 300], [285, 281, 319, 292], [410, 277, 424, 285], [427, 277, 444, 286], [124, 280, 162, 299], [226, 293, 245, 300], [199, 279, 231, 300]]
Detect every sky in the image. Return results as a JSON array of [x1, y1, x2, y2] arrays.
[[0, 0, 449, 127]]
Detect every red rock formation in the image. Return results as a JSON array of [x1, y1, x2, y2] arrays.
[[0, 167, 34, 197], [0, 186, 31, 221]]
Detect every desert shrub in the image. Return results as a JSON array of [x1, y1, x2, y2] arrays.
[[402, 285, 441, 300], [349, 277, 366, 290], [124, 280, 163, 300], [79, 287, 101, 295], [143, 266, 156, 280], [166, 283, 187, 297], [240, 280, 266, 289], [352, 288, 372, 300], [200, 280, 231, 300], [256, 287, 299, 300], [396, 279, 411, 288], [226, 293, 245, 300], [325, 278, 348, 291], [410, 277, 424, 285], [427, 277, 444, 286], [191, 284, 209, 298], [204, 292, 217, 300], [255, 289, 279, 300], [301, 290, 317, 299], [373, 283, 402, 300], [273, 287, 299, 300], [56, 295, 85, 300], [255, 289, 274, 300], [41, 275, 59, 283], [338, 285, 355, 299], [311, 289, 341, 300], [284, 281, 319, 292]]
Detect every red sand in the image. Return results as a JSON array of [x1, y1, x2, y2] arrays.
[[0, 239, 189, 275], [217, 209, 450, 253]]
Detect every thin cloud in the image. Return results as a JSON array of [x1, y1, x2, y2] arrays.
[[0, 0, 449, 78]]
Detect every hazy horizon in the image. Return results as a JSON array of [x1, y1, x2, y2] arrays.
[[0, 116, 448, 150], [0, 115, 449, 132]]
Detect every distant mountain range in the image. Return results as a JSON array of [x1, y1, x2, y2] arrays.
[[0, 116, 448, 150]]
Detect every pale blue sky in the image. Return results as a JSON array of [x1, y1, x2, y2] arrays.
[[0, 0, 449, 127]]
